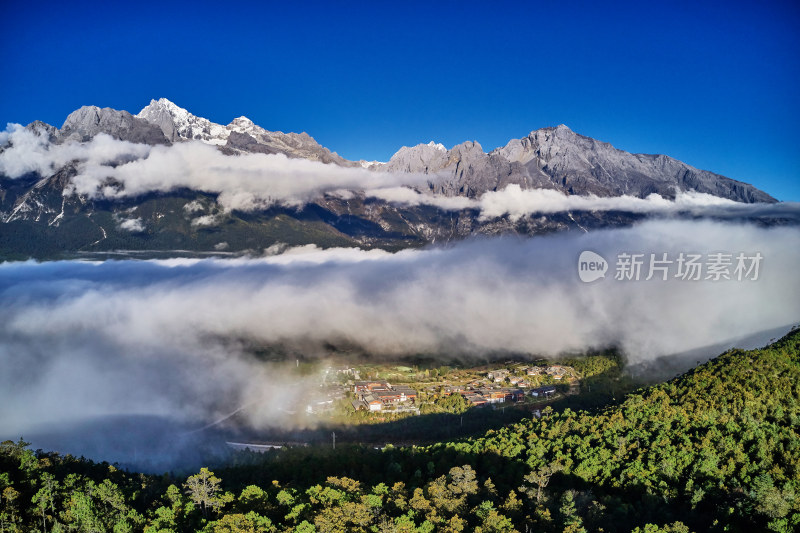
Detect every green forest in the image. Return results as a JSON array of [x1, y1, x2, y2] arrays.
[[2, 329, 799, 533]]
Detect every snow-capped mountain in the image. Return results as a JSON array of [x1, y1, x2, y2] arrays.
[[136, 98, 353, 164], [29, 97, 775, 204], [0, 98, 787, 260], [136, 97, 228, 145]]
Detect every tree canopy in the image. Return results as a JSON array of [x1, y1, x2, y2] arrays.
[[2, 329, 799, 532]]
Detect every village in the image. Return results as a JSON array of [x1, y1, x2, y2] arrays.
[[304, 361, 580, 419]]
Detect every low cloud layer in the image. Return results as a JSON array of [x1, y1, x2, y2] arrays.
[[0, 124, 150, 178], [367, 185, 800, 221], [118, 217, 145, 232], [1, 220, 798, 450], [0, 124, 426, 211]]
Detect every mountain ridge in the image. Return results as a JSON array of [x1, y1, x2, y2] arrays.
[[22, 98, 775, 203], [0, 99, 789, 260]]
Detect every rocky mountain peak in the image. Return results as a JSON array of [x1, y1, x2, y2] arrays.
[[25, 121, 58, 142], [449, 140, 485, 157], [60, 105, 101, 130], [60, 105, 168, 145], [153, 97, 182, 112], [227, 116, 264, 138], [137, 99, 228, 145], [138, 98, 186, 117], [138, 98, 193, 122], [386, 141, 453, 173], [27, 100, 777, 204], [229, 116, 255, 127]]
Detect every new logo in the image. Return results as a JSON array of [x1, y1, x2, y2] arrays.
[[578, 251, 608, 283]]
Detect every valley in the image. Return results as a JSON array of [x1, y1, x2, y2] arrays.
[[2, 2, 798, 532], [3, 328, 798, 532]]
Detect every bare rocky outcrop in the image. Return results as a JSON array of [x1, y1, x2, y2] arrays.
[[384, 124, 775, 203], [13, 99, 775, 205], [59, 106, 169, 145], [136, 98, 355, 165]]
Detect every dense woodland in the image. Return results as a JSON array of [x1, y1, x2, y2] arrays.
[[2, 330, 799, 532]]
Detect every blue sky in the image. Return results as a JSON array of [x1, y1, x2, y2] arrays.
[[1, 0, 798, 200]]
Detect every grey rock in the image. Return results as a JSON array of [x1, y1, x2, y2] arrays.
[[25, 121, 59, 142], [384, 124, 775, 203], [225, 117, 352, 164], [496, 125, 775, 202], [226, 130, 278, 155], [135, 101, 178, 142], [137, 98, 228, 144], [49, 100, 777, 205], [136, 99, 356, 165], [59, 106, 169, 145]]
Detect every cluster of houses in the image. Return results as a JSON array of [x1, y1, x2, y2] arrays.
[[351, 380, 418, 412], [345, 369, 566, 415], [484, 365, 572, 388], [304, 363, 570, 417], [525, 364, 570, 380], [531, 386, 557, 397], [458, 386, 557, 406], [440, 385, 557, 407], [460, 388, 525, 406], [486, 370, 528, 387], [333, 366, 360, 379]]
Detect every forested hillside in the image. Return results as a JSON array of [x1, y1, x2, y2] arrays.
[[2, 329, 799, 532]]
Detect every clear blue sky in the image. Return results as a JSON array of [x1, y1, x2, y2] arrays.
[[1, 0, 798, 200]]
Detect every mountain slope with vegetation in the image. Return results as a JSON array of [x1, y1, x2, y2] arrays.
[[2, 329, 799, 532]]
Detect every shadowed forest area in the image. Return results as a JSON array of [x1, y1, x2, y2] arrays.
[[2, 329, 799, 532]]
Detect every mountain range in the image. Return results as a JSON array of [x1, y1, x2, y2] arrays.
[[0, 99, 784, 260]]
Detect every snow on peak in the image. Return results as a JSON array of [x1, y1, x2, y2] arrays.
[[359, 160, 386, 169], [138, 98, 190, 120], [154, 97, 182, 111], [427, 141, 446, 151], [136, 98, 230, 145], [227, 116, 267, 138], [136, 99, 201, 141]]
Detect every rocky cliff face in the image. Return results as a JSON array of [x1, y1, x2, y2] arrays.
[[21, 99, 776, 204], [60, 106, 169, 145], [0, 98, 784, 260], [384, 124, 775, 203], [136, 98, 353, 164], [496, 125, 774, 202]]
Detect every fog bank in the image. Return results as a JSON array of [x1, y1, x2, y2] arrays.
[[0, 219, 798, 466]]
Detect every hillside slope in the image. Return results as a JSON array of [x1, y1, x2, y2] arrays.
[[2, 329, 798, 532]]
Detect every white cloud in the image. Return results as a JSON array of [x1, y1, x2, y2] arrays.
[[68, 139, 427, 210], [0, 123, 150, 179], [191, 214, 221, 227], [0, 220, 797, 447], [183, 199, 205, 213], [3, 124, 796, 223], [365, 186, 476, 210], [366, 184, 800, 221], [0, 123, 54, 177], [118, 218, 145, 232], [0, 124, 429, 211], [475, 185, 798, 221]]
